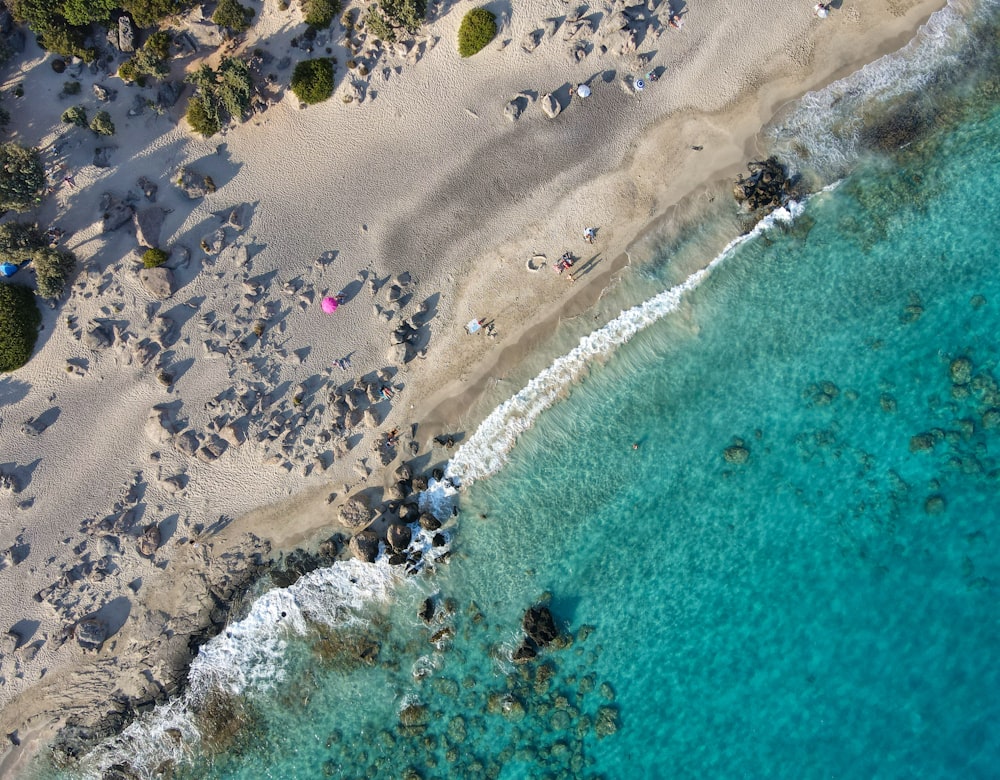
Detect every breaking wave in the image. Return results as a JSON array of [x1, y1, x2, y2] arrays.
[[446, 200, 807, 486]]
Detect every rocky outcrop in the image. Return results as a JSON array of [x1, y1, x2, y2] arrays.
[[175, 167, 217, 199], [339, 495, 375, 530], [386, 523, 411, 551], [349, 530, 380, 562], [101, 195, 134, 232], [134, 207, 166, 249], [139, 267, 176, 300], [733, 156, 795, 214], [522, 604, 559, 647]]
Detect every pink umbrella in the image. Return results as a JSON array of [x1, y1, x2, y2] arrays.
[[321, 296, 339, 314]]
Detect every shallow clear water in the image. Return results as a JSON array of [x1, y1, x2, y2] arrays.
[[60, 3, 1000, 778]]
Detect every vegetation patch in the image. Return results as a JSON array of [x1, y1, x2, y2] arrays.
[[142, 247, 169, 268], [363, 0, 424, 43], [457, 7, 496, 58], [0, 143, 45, 213], [0, 283, 42, 373], [290, 57, 335, 105], [304, 0, 340, 28], [61, 105, 88, 126], [213, 0, 255, 33], [184, 58, 253, 137], [90, 110, 115, 136]]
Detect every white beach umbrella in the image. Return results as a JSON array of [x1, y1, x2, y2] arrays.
[[633, 78, 646, 92], [576, 84, 592, 98]]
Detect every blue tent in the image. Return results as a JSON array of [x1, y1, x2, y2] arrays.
[[0, 262, 19, 278]]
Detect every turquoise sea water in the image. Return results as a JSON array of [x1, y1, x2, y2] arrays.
[[59, 2, 1000, 778]]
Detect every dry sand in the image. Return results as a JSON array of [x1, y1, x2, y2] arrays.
[[0, 0, 944, 769]]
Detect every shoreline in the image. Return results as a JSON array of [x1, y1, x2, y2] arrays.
[[0, 0, 947, 772]]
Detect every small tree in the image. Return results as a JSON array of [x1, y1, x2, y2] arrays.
[[457, 7, 496, 57], [304, 0, 340, 28], [0, 283, 42, 372], [90, 110, 115, 136], [290, 58, 334, 105], [212, 0, 254, 33], [142, 247, 169, 268], [61, 105, 88, 126], [0, 143, 45, 212], [32, 246, 76, 299]]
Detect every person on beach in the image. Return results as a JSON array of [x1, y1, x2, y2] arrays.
[[584, 227, 596, 244], [813, 2, 830, 17], [669, 13, 684, 29]]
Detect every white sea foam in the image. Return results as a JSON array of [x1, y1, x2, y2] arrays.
[[75, 556, 415, 778], [446, 201, 806, 486], [769, 0, 984, 179]]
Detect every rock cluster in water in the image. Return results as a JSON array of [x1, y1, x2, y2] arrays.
[[733, 156, 795, 213]]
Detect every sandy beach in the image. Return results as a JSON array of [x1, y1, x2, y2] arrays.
[[0, 0, 944, 770]]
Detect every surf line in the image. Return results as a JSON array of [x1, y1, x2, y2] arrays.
[[446, 201, 807, 487]]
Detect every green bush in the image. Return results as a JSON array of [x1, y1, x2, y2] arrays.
[[143, 247, 169, 268], [290, 57, 334, 104], [212, 0, 254, 32], [0, 283, 41, 372], [184, 57, 252, 136], [33, 246, 76, 299], [62, 79, 81, 95], [61, 105, 88, 126], [123, 0, 190, 27], [185, 96, 221, 137], [145, 30, 172, 59], [0, 143, 45, 212], [457, 7, 495, 57], [304, 0, 340, 28], [90, 110, 115, 135]]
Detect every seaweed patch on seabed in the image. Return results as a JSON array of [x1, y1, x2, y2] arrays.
[[305, 600, 622, 779]]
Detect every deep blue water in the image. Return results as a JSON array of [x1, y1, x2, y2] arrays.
[[57, 1, 1000, 778]]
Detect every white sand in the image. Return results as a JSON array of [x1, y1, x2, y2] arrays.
[[0, 0, 943, 767]]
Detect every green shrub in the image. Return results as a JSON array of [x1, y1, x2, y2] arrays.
[[457, 7, 495, 57], [90, 110, 115, 135], [304, 0, 340, 29], [0, 143, 45, 212], [0, 283, 41, 372], [290, 57, 334, 104], [184, 57, 252, 136], [61, 105, 88, 126], [185, 96, 220, 137], [212, 0, 254, 32], [143, 247, 169, 268], [145, 30, 172, 59], [61, 0, 117, 26], [32, 246, 76, 299], [123, 0, 190, 27], [62, 79, 82, 95]]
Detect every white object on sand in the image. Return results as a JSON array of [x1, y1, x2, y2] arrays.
[[576, 84, 592, 98], [633, 78, 646, 92]]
